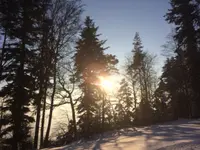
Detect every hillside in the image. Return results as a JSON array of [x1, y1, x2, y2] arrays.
[[43, 119, 200, 150]]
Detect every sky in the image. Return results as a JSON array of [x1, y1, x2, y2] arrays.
[[83, 0, 172, 74], [47, 0, 174, 133], [0, 0, 174, 138]]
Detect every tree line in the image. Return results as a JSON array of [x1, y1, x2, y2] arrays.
[[0, 0, 200, 149]]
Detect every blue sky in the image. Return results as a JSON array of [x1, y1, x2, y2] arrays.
[[83, 0, 172, 73]]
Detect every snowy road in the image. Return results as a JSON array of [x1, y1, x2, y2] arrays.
[[45, 119, 200, 150]]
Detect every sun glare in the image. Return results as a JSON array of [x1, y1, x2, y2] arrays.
[[98, 76, 113, 91]]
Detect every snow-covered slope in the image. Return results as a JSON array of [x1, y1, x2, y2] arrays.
[[44, 119, 200, 150]]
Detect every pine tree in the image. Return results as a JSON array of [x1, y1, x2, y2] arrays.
[[131, 33, 146, 102], [132, 32, 144, 71], [165, 0, 200, 117], [115, 78, 133, 127], [103, 98, 114, 131], [153, 81, 168, 123], [74, 16, 118, 137], [0, 0, 47, 149], [157, 56, 191, 119], [130, 32, 156, 125]]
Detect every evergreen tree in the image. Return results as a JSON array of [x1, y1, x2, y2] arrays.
[[115, 78, 133, 127], [132, 32, 144, 71], [128, 32, 156, 125], [103, 98, 115, 131], [0, 0, 47, 149], [153, 83, 168, 123], [131, 32, 147, 103], [74, 16, 118, 138], [156, 56, 191, 120], [165, 0, 200, 117]]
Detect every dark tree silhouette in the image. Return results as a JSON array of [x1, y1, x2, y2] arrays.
[[0, 0, 46, 149], [127, 33, 156, 125], [165, 0, 200, 117], [43, 0, 82, 147], [33, 2, 53, 149], [115, 78, 133, 127], [74, 16, 118, 138]]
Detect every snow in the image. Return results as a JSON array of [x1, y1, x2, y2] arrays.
[[43, 119, 200, 150]]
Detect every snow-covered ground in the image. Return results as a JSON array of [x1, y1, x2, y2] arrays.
[[44, 119, 200, 150]]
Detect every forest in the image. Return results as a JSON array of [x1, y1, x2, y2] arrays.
[[0, 0, 200, 150]]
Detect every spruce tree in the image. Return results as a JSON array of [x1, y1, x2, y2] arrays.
[[115, 78, 133, 127], [165, 0, 200, 117], [131, 33, 146, 101], [74, 16, 118, 137], [0, 0, 47, 149], [153, 80, 168, 123], [130, 32, 156, 125], [156, 56, 191, 119]]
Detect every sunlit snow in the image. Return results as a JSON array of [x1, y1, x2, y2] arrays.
[[43, 119, 200, 150]]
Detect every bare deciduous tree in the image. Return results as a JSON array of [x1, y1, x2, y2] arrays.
[[56, 60, 82, 140], [43, 0, 82, 147]]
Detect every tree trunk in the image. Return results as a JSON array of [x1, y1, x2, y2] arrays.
[[13, 35, 25, 150], [101, 94, 105, 132], [40, 85, 47, 148], [0, 99, 4, 136], [0, 32, 7, 76], [44, 59, 57, 147], [69, 93, 77, 140], [133, 89, 137, 110], [142, 66, 148, 102], [34, 77, 45, 149], [33, 97, 41, 149], [139, 69, 143, 102], [34, 52, 46, 148], [0, 32, 6, 136], [12, 12, 26, 149]]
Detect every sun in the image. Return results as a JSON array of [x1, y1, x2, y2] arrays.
[[98, 76, 113, 91]]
